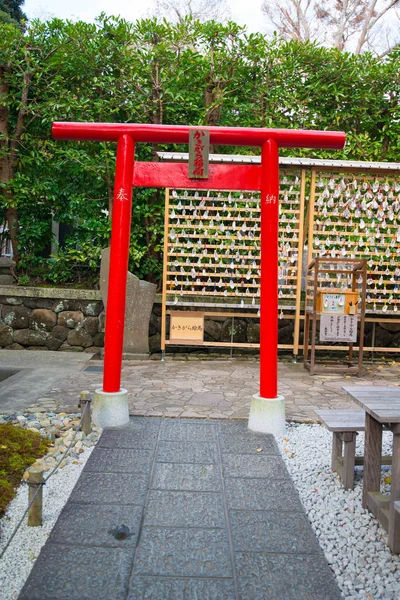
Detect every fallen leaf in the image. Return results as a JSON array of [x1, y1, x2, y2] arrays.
[[384, 476, 392, 485], [289, 453, 295, 458], [256, 448, 263, 453]]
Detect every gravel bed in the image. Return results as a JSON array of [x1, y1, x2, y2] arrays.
[[278, 423, 400, 600], [0, 410, 102, 599]]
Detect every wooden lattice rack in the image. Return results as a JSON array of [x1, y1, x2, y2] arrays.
[[157, 153, 400, 356], [161, 170, 306, 353]]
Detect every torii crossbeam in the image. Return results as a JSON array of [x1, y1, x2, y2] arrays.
[[53, 122, 345, 433]]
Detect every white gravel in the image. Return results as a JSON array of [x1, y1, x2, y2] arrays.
[[278, 423, 400, 600], [0, 446, 94, 600]]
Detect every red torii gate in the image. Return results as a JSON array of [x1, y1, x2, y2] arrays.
[[53, 123, 345, 426]]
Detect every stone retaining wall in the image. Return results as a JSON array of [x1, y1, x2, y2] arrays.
[[1, 286, 400, 354], [0, 288, 105, 353]]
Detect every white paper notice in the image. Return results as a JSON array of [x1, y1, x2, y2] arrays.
[[320, 314, 358, 342]]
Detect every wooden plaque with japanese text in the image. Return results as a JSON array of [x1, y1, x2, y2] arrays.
[[170, 311, 205, 343], [188, 129, 210, 179]]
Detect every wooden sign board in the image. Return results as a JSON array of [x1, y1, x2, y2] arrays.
[[188, 129, 209, 179], [170, 311, 204, 343], [320, 314, 358, 342]]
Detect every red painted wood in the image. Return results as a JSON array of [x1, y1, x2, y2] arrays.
[[133, 162, 262, 190], [260, 140, 279, 398], [103, 135, 135, 393], [52, 122, 345, 149]]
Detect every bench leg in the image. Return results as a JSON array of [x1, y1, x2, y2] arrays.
[[363, 413, 382, 508], [331, 432, 342, 473], [342, 432, 357, 490]]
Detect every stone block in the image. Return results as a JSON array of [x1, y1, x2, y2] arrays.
[[128, 577, 235, 600], [160, 420, 216, 442], [23, 298, 53, 309], [229, 510, 322, 554], [145, 490, 225, 528], [93, 332, 105, 347], [84, 448, 153, 473], [67, 327, 93, 348], [49, 503, 143, 548], [152, 463, 221, 492], [19, 545, 134, 600], [0, 275, 14, 285], [52, 299, 82, 313], [98, 311, 106, 332], [219, 432, 279, 455], [30, 308, 57, 332], [57, 310, 84, 328], [222, 454, 288, 479], [2, 305, 31, 329], [26, 345, 49, 350], [133, 528, 232, 578], [225, 478, 302, 511], [4, 297, 23, 305], [14, 329, 48, 346], [100, 247, 156, 355], [156, 441, 219, 464], [82, 300, 103, 316], [59, 343, 84, 352], [83, 316, 98, 334], [98, 430, 159, 450], [51, 325, 69, 341], [70, 472, 148, 505], [0, 257, 16, 271], [45, 336, 63, 351], [235, 552, 341, 600], [5, 342, 23, 350], [0, 321, 13, 346]]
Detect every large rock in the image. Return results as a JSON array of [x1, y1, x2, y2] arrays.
[[58, 311, 84, 328], [100, 247, 156, 355], [379, 321, 400, 333], [14, 329, 48, 346], [2, 305, 31, 329], [67, 327, 93, 348], [0, 321, 13, 346], [149, 333, 161, 353], [59, 343, 83, 352], [24, 298, 53, 310], [204, 320, 222, 341], [247, 322, 260, 344], [221, 318, 247, 343], [278, 322, 294, 344], [30, 309, 57, 332], [98, 311, 105, 333]]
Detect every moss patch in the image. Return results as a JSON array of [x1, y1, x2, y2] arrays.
[[0, 424, 51, 519]]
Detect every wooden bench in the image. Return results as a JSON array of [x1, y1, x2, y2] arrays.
[[316, 409, 392, 490]]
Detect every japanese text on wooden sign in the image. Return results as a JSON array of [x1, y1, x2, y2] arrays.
[[320, 314, 358, 342], [188, 129, 210, 179], [170, 312, 205, 342]]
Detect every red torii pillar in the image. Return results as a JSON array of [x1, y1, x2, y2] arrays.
[[52, 123, 345, 432]]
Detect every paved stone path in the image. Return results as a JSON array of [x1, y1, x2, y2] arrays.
[[20, 418, 341, 600], [41, 358, 400, 423]]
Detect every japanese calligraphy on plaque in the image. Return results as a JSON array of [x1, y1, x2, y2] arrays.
[[170, 312, 204, 342], [188, 129, 210, 179], [320, 314, 358, 343]]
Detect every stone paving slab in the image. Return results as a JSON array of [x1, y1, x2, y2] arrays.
[[32, 356, 400, 423], [20, 417, 342, 600]]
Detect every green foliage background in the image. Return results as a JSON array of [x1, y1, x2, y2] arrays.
[[0, 15, 399, 286]]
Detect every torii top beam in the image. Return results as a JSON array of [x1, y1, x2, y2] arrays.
[[52, 122, 345, 150]]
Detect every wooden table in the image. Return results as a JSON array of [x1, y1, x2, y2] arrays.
[[342, 386, 400, 552]]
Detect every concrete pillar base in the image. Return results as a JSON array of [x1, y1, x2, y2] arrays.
[[248, 394, 286, 437], [92, 388, 129, 428]]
